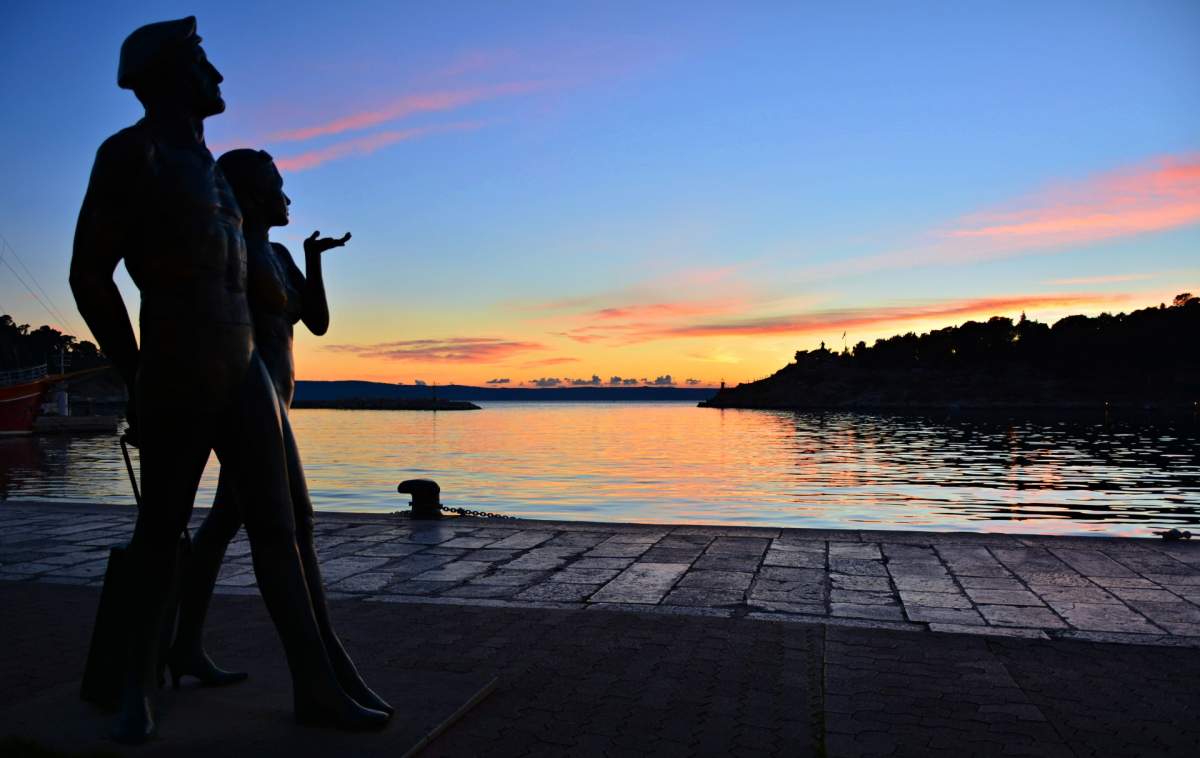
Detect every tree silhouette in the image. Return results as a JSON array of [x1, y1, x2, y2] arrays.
[[711, 296, 1200, 409], [1, 314, 108, 372]]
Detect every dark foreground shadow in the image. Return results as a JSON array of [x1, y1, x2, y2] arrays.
[[2, 581, 1199, 757], [0, 583, 492, 757]]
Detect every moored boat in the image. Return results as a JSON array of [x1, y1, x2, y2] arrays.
[[0, 364, 53, 435]]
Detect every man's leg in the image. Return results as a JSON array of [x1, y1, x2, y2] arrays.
[[112, 415, 212, 743]]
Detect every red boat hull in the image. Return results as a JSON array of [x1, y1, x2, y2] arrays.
[[0, 380, 50, 435]]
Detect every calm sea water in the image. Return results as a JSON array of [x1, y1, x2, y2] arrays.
[[2, 403, 1198, 536]]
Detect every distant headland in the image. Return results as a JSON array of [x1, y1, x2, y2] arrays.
[[294, 381, 717, 404], [291, 397, 480, 411], [701, 294, 1199, 412]]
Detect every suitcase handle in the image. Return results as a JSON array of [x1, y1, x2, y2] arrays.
[[120, 433, 142, 508]]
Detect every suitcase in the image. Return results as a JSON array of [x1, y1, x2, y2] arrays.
[[79, 434, 191, 708]]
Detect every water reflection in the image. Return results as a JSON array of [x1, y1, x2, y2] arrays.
[[1, 404, 1196, 536]]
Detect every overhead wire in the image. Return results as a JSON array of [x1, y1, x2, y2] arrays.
[[0, 232, 76, 330], [0, 254, 61, 328], [0, 231, 82, 335]]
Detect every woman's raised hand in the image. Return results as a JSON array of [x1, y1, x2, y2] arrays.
[[304, 230, 352, 255]]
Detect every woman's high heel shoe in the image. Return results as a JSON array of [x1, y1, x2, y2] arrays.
[[294, 689, 391, 731], [166, 648, 249, 689], [331, 657, 393, 715], [339, 675, 393, 717]]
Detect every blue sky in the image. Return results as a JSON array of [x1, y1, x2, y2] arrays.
[[1, 1, 1197, 384]]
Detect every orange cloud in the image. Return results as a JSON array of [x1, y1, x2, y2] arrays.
[[944, 155, 1200, 248], [324, 336, 544, 362], [641, 292, 1134, 340], [557, 324, 644, 344], [269, 81, 546, 143], [275, 121, 484, 171], [521, 356, 579, 367]]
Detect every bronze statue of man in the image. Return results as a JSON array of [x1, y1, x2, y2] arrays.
[[70, 17, 389, 742]]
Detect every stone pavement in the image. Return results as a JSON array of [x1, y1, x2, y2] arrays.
[[3, 580, 1200, 757], [3, 500, 1200, 646]]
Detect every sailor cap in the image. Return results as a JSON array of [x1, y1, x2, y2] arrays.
[[117, 16, 200, 90]]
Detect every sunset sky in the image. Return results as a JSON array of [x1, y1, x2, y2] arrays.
[[1, 1, 1197, 387]]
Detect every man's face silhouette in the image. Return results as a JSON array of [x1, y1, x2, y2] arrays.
[[181, 43, 225, 118]]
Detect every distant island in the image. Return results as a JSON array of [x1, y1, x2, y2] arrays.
[[701, 293, 1199, 411], [294, 382, 717, 403], [292, 397, 479, 411]]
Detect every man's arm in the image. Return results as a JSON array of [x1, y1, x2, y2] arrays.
[[69, 135, 141, 392]]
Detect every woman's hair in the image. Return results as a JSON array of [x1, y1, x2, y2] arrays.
[[216, 148, 274, 204]]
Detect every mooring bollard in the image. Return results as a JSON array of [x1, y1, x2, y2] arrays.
[[397, 478, 442, 519]]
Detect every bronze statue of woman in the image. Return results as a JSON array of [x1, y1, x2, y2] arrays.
[[168, 148, 390, 717]]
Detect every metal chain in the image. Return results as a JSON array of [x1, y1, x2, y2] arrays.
[[391, 505, 516, 520], [439, 505, 517, 519]]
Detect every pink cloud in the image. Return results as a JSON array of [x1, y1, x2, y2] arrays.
[[806, 154, 1200, 278], [269, 81, 547, 143], [943, 155, 1200, 248], [551, 297, 746, 345], [274, 121, 484, 172], [589, 300, 743, 321], [557, 324, 648, 344], [324, 336, 544, 363]]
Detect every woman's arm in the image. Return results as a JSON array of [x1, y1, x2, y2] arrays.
[[296, 231, 350, 336]]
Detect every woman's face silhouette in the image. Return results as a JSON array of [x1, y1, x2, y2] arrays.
[[239, 160, 290, 229], [259, 163, 291, 229]]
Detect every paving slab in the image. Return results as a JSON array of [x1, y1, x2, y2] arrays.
[[828, 542, 881, 559], [830, 574, 891, 592], [965, 588, 1045, 606], [329, 572, 394, 593], [762, 548, 824, 568], [829, 557, 888, 576], [638, 547, 703, 563], [662, 588, 745, 607], [485, 530, 554, 551], [831, 603, 905, 621], [515, 583, 601, 602], [676, 569, 754, 590], [548, 567, 620, 584], [978, 605, 1069, 629], [691, 554, 760, 571], [470, 570, 546, 587], [831, 589, 895, 605], [905, 606, 986, 625], [1047, 602, 1163, 634], [412, 560, 490, 583], [589, 562, 687, 604]]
